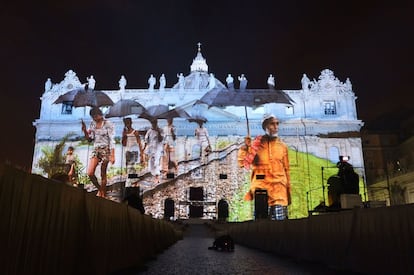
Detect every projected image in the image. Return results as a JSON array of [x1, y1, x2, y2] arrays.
[[33, 56, 364, 221], [32, 124, 365, 221]]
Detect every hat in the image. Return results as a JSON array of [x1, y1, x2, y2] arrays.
[[261, 113, 277, 130], [89, 107, 103, 117]]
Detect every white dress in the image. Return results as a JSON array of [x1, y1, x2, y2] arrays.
[[144, 128, 164, 176]]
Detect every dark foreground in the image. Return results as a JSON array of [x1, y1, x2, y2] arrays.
[[114, 222, 357, 275]]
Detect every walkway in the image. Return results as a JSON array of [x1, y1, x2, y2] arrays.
[[117, 221, 348, 275]]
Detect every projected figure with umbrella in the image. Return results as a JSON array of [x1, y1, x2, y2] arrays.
[[122, 118, 144, 188], [140, 104, 190, 183], [154, 105, 190, 178], [105, 98, 146, 197], [81, 107, 116, 198], [140, 105, 169, 184], [54, 84, 115, 196], [238, 114, 291, 220], [196, 87, 294, 219]]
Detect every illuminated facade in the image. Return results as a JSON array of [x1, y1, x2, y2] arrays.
[[32, 46, 364, 219]]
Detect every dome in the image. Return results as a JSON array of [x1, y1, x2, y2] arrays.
[[172, 43, 226, 91], [190, 50, 208, 72], [172, 71, 227, 91]]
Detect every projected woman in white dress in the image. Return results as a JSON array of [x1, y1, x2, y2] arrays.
[[143, 120, 164, 183]]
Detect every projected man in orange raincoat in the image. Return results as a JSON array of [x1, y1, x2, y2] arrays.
[[238, 114, 291, 220]]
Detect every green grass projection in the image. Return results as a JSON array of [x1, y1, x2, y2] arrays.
[[229, 148, 365, 221]]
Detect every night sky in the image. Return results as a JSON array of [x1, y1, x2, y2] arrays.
[[1, 1, 412, 169]]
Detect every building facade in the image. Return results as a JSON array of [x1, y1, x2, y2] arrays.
[[32, 46, 364, 219], [362, 114, 414, 205]]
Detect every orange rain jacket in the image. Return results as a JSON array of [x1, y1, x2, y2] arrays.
[[238, 135, 291, 206]]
